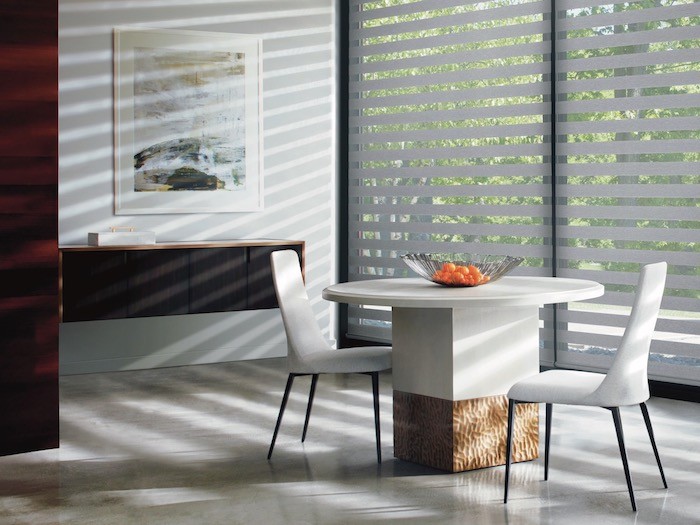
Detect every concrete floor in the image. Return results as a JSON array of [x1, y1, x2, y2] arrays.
[[1, 358, 699, 524]]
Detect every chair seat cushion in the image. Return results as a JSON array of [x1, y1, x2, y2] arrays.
[[292, 346, 392, 374], [507, 369, 606, 406]]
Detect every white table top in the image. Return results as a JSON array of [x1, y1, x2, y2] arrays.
[[323, 276, 604, 309]]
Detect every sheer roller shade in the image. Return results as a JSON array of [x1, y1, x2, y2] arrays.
[[554, 1, 700, 384], [348, 0, 553, 345]]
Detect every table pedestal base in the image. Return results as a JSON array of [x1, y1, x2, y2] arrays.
[[394, 390, 539, 472]]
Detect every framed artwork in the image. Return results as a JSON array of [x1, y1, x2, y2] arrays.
[[113, 28, 263, 214]]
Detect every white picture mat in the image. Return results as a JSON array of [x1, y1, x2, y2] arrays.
[[114, 27, 263, 214]]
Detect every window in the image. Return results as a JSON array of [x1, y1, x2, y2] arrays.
[[347, 0, 699, 384], [554, 0, 700, 384], [348, 0, 554, 353]]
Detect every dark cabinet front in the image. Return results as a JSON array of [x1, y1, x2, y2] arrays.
[[127, 250, 190, 318], [189, 248, 247, 314], [60, 242, 304, 322], [248, 245, 302, 310], [61, 251, 128, 322]]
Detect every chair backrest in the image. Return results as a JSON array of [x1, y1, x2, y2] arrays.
[[592, 261, 667, 406], [271, 250, 331, 372]]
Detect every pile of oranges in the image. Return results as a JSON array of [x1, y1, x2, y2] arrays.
[[431, 262, 491, 286]]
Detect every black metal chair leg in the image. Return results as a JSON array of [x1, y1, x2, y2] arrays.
[[610, 407, 637, 512], [544, 403, 552, 481], [640, 402, 668, 489], [371, 371, 382, 463], [268, 374, 296, 460], [504, 399, 516, 503], [302, 374, 319, 443]]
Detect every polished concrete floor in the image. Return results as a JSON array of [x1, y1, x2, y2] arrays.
[[1, 358, 699, 524]]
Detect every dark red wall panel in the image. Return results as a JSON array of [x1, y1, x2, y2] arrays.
[[0, 0, 58, 455]]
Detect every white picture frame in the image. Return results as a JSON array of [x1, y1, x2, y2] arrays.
[[113, 27, 263, 214]]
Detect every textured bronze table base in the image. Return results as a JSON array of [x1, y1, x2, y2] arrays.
[[394, 390, 539, 472]]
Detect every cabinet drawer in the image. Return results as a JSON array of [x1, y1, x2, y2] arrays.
[[189, 248, 247, 314], [248, 245, 303, 310], [126, 250, 189, 318], [61, 251, 128, 322]]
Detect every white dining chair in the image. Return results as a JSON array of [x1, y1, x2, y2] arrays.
[[504, 262, 668, 511], [267, 250, 392, 463]]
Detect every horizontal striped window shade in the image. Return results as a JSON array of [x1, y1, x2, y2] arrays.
[[348, 0, 554, 358], [554, 0, 700, 384], [346, 0, 699, 384]]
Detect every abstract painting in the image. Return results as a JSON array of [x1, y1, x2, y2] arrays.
[[114, 28, 262, 214]]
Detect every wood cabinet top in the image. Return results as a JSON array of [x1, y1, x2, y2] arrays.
[[59, 239, 305, 252]]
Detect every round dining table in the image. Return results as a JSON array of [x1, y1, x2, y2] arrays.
[[323, 276, 604, 472]]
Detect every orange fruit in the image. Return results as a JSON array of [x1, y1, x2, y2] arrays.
[[451, 273, 465, 285], [443, 262, 456, 273]]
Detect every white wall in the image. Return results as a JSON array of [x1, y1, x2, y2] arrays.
[[58, 0, 337, 374]]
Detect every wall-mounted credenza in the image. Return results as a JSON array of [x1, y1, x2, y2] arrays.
[[59, 240, 304, 323]]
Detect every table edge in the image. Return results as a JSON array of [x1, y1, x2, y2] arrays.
[[322, 277, 604, 308]]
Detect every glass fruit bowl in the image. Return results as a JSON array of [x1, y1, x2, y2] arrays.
[[400, 253, 524, 287]]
